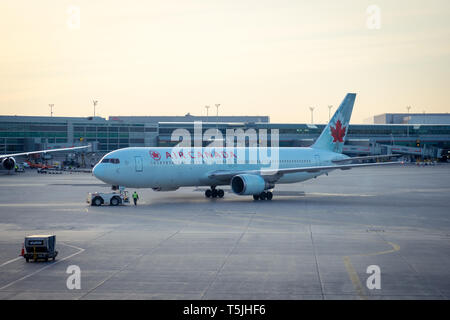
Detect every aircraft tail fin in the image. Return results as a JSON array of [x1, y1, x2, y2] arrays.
[[311, 93, 356, 153]]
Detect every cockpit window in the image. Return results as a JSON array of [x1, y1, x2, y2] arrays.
[[101, 158, 120, 164]]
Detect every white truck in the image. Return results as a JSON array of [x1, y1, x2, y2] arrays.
[[87, 190, 130, 206]]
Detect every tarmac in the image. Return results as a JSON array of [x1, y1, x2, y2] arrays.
[[0, 164, 449, 300]]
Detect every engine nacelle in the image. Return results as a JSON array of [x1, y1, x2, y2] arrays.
[[231, 174, 267, 195], [2, 157, 16, 171], [152, 186, 180, 192]]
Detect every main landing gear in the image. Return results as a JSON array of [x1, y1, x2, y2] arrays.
[[253, 191, 273, 201], [205, 186, 225, 199]]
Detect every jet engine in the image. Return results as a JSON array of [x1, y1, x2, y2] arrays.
[[2, 157, 16, 170], [231, 174, 267, 195]]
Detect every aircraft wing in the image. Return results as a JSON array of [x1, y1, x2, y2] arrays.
[[0, 145, 90, 159], [332, 154, 401, 164], [208, 161, 402, 182]]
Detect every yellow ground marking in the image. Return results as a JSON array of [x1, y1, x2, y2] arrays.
[[343, 241, 400, 300], [358, 242, 400, 257], [343, 256, 367, 300]]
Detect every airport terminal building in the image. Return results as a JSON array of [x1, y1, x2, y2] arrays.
[[1, 114, 450, 164]]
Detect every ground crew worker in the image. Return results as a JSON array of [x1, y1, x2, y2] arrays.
[[132, 191, 139, 206]]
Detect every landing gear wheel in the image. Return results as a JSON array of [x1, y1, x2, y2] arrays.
[[266, 191, 273, 200], [206, 186, 224, 199], [259, 192, 267, 200], [253, 195, 260, 201]]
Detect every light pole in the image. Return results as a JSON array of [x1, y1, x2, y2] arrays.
[[49, 104, 54, 117], [205, 105, 210, 122], [406, 106, 411, 137], [215, 104, 220, 130], [93, 100, 98, 117], [309, 107, 315, 124], [328, 105, 333, 121]]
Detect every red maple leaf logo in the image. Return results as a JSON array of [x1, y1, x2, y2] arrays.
[[330, 120, 346, 143], [150, 150, 161, 161]]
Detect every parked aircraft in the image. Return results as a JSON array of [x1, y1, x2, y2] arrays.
[[1, 145, 90, 172], [92, 94, 400, 200]]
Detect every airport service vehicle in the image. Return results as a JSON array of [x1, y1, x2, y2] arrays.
[[0, 145, 90, 173], [92, 93, 400, 201], [87, 190, 130, 206], [23, 235, 58, 263]]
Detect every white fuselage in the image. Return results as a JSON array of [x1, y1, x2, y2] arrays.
[[92, 147, 347, 189]]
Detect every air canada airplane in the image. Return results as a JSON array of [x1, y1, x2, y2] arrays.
[[1, 145, 90, 172], [92, 93, 400, 200]]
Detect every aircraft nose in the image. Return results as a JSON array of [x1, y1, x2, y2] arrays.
[[92, 163, 105, 180]]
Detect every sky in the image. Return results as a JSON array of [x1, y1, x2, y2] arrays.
[[0, 0, 449, 124]]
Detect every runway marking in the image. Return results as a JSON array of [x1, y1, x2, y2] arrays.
[[343, 241, 400, 300], [253, 212, 374, 229], [343, 256, 367, 300], [86, 208, 255, 231], [0, 257, 22, 268], [308, 192, 375, 197], [0, 243, 85, 291], [50, 208, 86, 212], [200, 214, 254, 299], [0, 203, 82, 207], [358, 241, 400, 257], [77, 230, 181, 300], [309, 224, 325, 300], [0, 184, 48, 187], [214, 210, 255, 215], [77, 209, 208, 299]]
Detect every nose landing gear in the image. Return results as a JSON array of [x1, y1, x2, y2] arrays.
[[205, 186, 225, 199]]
